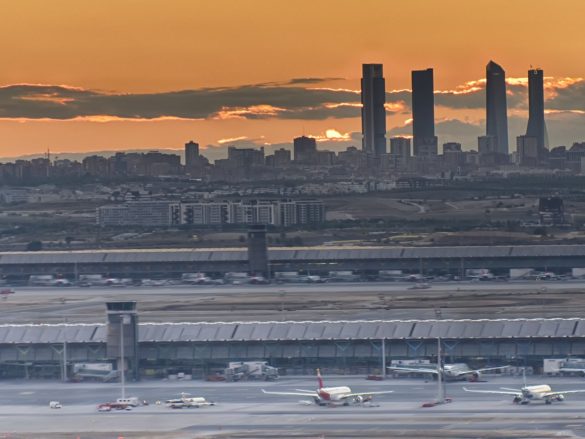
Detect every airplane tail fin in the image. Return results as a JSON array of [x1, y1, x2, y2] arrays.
[[316, 368, 324, 389]]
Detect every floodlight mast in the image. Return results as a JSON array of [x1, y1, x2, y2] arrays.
[[436, 337, 445, 403]]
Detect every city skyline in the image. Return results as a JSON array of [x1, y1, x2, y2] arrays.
[[0, 0, 584, 156]]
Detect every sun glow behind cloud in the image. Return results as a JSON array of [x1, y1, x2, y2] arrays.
[[212, 105, 285, 120]]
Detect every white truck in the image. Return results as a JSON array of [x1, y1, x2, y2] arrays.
[[224, 361, 279, 381], [544, 358, 585, 376]]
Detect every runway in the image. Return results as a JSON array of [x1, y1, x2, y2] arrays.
[[2, 376, 585, 438], [1, 280, 585, 323]]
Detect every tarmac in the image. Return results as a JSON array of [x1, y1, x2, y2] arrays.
[[3, 280, 585, 437], [2, 376, 585, 438], [1, 280, 585, 323]]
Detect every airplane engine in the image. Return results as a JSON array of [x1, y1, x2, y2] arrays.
[[354, 395, 372, 404], [512, 396, 522, 404], [555, 394, 565, 401], [314, 397, 326, 406]]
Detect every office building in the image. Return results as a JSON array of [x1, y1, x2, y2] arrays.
[[526, 68, 549, 154], [412, 68, 436, 156], [361, 64, 387, 156], [227, 147, 265, 167], [389, 137, 411, 169], [442, 142, 462, 153], [184, 141, 200, 168], [485, 61, 509, 155], [293, 136, 317, 163], [390, 137, 411, 158], [266, 148, 292, 167], [99, 200, 325, 227], [517, 135, 539, 166], [478, 135, 497, 155]]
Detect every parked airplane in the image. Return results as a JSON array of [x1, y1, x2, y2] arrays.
[[261, 369, 393, 406], [388, 363, 509, 382], [165, 392, 215, 409], [463, 383, 585, 404]]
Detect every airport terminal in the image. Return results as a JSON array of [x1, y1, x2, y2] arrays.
[[1, 300, 584, 380], [2, 231, 585, 380], [3, 242, 585, 281]]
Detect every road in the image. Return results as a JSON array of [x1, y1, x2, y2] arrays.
[[1, 280, 584, 323], [2, 376, 585, 437], [8, 279, 584, 298]]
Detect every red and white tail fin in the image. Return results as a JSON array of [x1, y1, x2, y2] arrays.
[[316, 368, 324, 389]]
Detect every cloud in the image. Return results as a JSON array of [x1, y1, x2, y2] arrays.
[[0, 82, 361, 121], [0, 76, 583, 124], [287, 77, 344, 85], [546, 80, 585, 111]]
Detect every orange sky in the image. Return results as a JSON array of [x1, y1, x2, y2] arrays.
[[0, 0, 584, 157]]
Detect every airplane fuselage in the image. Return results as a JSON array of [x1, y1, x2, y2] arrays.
[[443, 364, 479, 381], [516, 385, 564, 404], [313, 386, 372, 405], [317, 386, 352, 401]]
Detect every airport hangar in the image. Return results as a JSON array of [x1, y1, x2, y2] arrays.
[[2, 244, 585, 280], [1, 305, 584, 379]]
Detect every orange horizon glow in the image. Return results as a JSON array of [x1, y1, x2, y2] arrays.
[[0, 0, 583, 156]]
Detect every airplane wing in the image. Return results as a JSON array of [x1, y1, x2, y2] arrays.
[[388, 366, 439, 375], [463, 387, 521, 396], [455, 366, 509, 377], [342, 390, 394, 398], [543, 389, 585, 397], [262, 389, 318, 397]]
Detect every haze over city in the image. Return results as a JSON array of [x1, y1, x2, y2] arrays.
[[0, 0, 584, 157]]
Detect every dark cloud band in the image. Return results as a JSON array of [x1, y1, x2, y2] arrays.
[[0, 77, 581, 121]]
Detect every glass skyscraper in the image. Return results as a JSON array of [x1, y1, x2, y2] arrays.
[[361, 64, 387, 156], [485, 61, 509, 155], [411, 68, 437, 156], [526, 68, 549, 153]]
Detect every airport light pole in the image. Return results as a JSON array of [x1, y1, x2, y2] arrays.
[[62, 338, 67, 382], [279, 290, 286, 321], [436, 336, 445, 403], [434, 308, 446, 404], [381, 338, 386, 378]]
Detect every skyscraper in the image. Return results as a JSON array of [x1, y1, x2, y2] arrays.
[[526, 68, 549, 154], [184, 140, 199, 168], [485, 61, 509, 155], [293, 135, 317, 163], [361, 64, 387, 156], [411, 68, 437, 156]]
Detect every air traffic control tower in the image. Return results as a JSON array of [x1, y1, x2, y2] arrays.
[[106, 301, 139, 381], [247, 224, 269, 277]]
